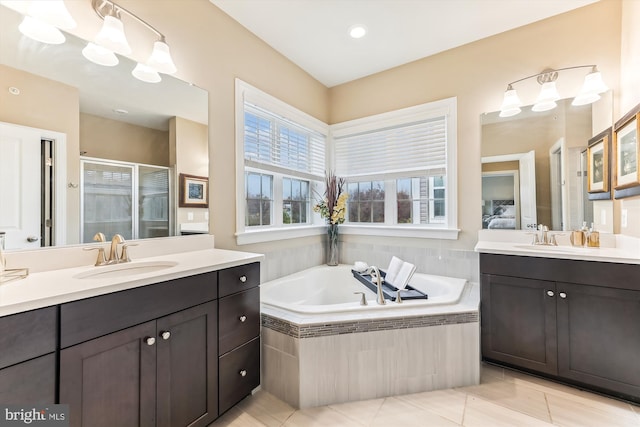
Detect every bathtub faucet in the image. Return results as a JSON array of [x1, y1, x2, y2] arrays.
[[366, 266, 386, 305]]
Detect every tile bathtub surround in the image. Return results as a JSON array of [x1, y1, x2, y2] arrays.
[[262, 321, 480, 409], [211, 363, 640, 427], [262, 312, 479, 339]]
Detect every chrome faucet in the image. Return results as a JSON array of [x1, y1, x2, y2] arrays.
[[365, 266, 386, 305], [107, 234, 125, 264]]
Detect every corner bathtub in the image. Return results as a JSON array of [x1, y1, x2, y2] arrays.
[[260, 264, 480, 409], [261, 264, 467, 315]]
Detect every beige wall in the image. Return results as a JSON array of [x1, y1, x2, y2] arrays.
[[617, 0, 640, 238], [80, 113, 169, 166], [0, 64, 81, 244], [171, 116, 209, 227], [329, 1, 621, 249]]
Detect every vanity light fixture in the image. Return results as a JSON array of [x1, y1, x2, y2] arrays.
[[87, 0, 177, 83], [17, 0, 76, 45], [499, 65, 608, 118]]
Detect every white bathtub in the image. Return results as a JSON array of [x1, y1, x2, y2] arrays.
[[261, 264, 467, 314], [260, 264, 480, 408]]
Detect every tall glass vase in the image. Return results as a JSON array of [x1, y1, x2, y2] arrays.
[[327, 224, 339, 266]]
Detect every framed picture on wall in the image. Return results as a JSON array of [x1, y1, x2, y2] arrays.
[[613, 102, 640, 198], [179, 173, 209, 208], [587, 127, 611, 200]]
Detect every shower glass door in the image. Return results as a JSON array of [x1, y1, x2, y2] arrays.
[[81, 159, 171, 243]]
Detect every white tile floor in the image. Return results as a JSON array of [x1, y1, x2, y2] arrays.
[[210, 363, 640, 426]]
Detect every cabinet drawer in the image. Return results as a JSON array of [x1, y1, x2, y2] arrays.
[[218, 337, 260, 414], [0, 306, 57, 369], [219, 287, 260, 355], [61, 271, 217, 348], [0, 353, 56, 404], [219, 263, 260, 298]]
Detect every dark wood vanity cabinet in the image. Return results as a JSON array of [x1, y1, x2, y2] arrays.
[[481, 253, 640, 402], [0, 262, 260, 425], [60, 273, 219, 427], [217, 262, 261, 415], [0, 306, 57, 404]]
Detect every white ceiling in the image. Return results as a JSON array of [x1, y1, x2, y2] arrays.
[[211, 0, 598, 88]]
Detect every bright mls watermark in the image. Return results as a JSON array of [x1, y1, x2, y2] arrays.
[[0, 405, 68, 427]]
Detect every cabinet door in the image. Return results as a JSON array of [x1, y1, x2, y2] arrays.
[[557, 282, 640, 398], [219, 337, 260, 415], [60, 321, 157, 427], [156, 301, 218, 427], [481, 274, 558, 374], [0, 353, 55, 404]]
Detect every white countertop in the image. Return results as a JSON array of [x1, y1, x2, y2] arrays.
[[0, 242, 263, 317], [475, 230, 640, 265]]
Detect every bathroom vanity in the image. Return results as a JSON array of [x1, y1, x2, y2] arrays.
[[0, 239, 262, 427], [477, 236, 640, 403]]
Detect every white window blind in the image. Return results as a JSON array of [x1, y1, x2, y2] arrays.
[[244, 102, 325, 180], [334, 116, 446, 179]]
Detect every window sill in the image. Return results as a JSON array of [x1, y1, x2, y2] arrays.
[[339, 225, 460, 240], [236, 225, 326, 245], [236, 224, 460, 244]]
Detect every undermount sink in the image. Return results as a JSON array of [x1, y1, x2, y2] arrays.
[[514, 244, 594, 254], [74, 261, 179, 280]]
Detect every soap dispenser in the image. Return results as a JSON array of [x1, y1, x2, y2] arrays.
[[587, 222, 600, 248]]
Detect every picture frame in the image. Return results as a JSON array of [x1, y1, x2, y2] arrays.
[[613, 102, 640, 199], [587, 127, 611, 200], [179, 173, 209, 208]]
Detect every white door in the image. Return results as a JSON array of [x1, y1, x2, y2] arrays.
[[0, 123, 42, 249], [519, 150, 538, 229]]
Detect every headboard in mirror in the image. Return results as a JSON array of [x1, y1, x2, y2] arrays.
[[0, 4, 208, 250], [481, 92, 613, 232]]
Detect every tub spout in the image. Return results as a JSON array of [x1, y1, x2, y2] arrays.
[[366, 266, 386, 305]]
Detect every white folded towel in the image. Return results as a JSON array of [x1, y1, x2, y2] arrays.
[[385, 256, 404, 285]]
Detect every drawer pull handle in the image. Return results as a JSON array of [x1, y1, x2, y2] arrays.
[[546, 290, 554, 297], [161, 331, 171, 340], [239, 369, 247, 377], [145, 337, 156, 346], [559, 292, 567, 299], [239, 315, 247, 322], [239, 275, 247, 283]]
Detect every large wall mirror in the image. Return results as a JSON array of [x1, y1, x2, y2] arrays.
[[481, 92, 613, 232], [0, 4, 208, 250]]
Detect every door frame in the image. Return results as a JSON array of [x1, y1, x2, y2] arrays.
[[0, 121, 67, 247]]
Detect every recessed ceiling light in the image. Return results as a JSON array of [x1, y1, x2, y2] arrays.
[[349, 25, 367, 39]]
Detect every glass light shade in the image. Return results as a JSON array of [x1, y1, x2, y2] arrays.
[[82, 43, 119, 67], [95, 15, 131, 55], [19, 16, 65, 44], [27, 0, 76, 29], [499, 87, 522, 118], [581, 70, 609, 95], [132, 63, 161, 83], [146, 40, 177, 74], [572, 92, 600, 106], [532, 82, 560, 112]]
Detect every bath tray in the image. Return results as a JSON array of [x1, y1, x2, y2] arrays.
[[351, 269, 428, 301]]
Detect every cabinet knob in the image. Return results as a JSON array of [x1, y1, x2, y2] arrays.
[[239, 369, 247, 377], [239, 275, 247, 283], [145, 337, 156, 346], [160, 331, 171, 340], [546, 290, 555, 297], [239, 315, 247, 323], [559, 292, 567, 299]]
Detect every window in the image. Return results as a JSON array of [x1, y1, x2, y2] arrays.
[[235, 79, 328, 244], [331, 97, 458, 239]]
